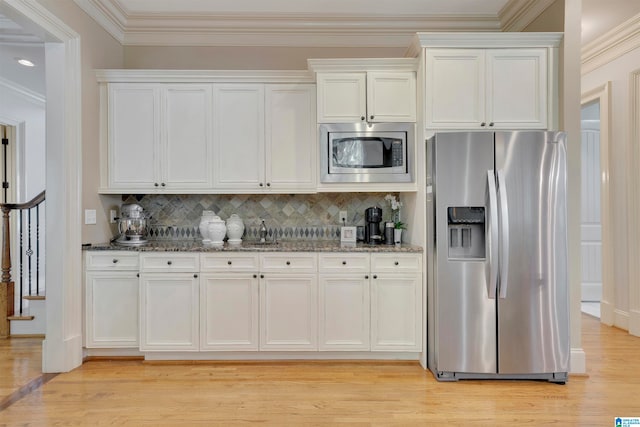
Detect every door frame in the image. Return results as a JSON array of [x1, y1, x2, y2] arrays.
[[581, 82, 613, 326], [628, 69, 640, 336]]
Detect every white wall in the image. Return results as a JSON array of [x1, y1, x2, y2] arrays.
[[582, 42, 640, 329]]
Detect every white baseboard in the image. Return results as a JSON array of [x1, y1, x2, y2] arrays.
[[601, 299, 615, 326], [629, 309, 640, 336], [570, 347, 586, 374], [614, 308, 630, 331]]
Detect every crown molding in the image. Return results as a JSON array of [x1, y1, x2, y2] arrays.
[[73, 0, 125, 43], [307, 58, 418, 73], [581, 13, 640, 75], [410, 31, 562, 52], [95, 69, 315, 83], [0, 75, 45, 106], [499, 0, 556, 32]]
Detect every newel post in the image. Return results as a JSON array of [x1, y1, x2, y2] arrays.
[[0, 205, 13, 338]]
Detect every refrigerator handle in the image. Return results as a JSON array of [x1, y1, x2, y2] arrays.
[[486, 170, 499, 299], [497, 169, 510, 299]]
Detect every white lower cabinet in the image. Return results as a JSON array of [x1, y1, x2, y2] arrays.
[[200, 273, 260, 350], [370, 271, 422, 351], [84, 251, 140, 348], [260, 273, 318, 350], [139, 271, 200, 351], [318, 274, 370, 350]]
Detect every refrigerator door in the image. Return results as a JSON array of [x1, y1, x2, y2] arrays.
[[432, 132, 496, 374], [495, 131, 570, 374]]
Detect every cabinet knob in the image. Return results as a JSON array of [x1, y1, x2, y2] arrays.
[[286, 261, 291, 265], [259, 183, 264, 187], [480, 122, 486, 127], [253, 274, 257, 278], [112, 259, 118, 264], [365, 275, 369, 279], [489, 122, 495, 127], [360, 116, 365, 121], [161, 183, 166, 187], [342, 261, 347, 265], [370, 115, 374, 120], [136, 273, 140, 278], [394, 261, 399, 266], [266, 183, 271, 187], [260, 274, 264, 279], [154, 183, 159, 187], [193, 274, 198, 278], [227, 261, 232, 265], [373, 275, 378, 279], [167, 261, 172, 265]]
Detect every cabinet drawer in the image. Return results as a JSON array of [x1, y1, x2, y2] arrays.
[[200, 253, 260, 272], [140, 253, 200, 272], [260, 253, 317, 273], [85, 251, 139, 271], [370, 253, 422, 273], [318, 253, 369, 273]]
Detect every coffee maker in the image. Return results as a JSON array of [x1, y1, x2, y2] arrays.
[[364, 206, 383, 244]]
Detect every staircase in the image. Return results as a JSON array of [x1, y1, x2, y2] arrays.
[[1, 191, 45, 338]]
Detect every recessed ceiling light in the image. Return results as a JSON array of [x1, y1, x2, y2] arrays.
[[17, 58, 35, 67]]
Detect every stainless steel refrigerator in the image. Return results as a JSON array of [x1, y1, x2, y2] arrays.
[[426, 131, 569, 383]]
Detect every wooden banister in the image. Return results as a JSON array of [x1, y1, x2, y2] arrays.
[[1, 191, 45, 338]]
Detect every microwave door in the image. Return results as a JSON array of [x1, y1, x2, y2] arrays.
[[331, 137, 394, 173]]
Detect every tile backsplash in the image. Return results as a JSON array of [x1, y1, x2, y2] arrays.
[[122, 193, 398, 241]]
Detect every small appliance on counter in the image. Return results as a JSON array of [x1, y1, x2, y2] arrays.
[[364, 206, 383, 244], [115, 203, 148, 246]]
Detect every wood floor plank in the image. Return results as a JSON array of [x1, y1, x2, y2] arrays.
[[0, 314, 638, 425]]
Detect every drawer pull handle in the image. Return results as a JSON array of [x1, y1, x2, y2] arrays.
[[394, 261, 399, 266], [167, 261, 172, 265], [112, 259, 118, 264], [227, 261, 232, 265], [342, 261, 347, 265], [286, 261, 291, 265]]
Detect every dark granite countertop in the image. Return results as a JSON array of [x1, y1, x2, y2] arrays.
[[84, 240, 423, 253]]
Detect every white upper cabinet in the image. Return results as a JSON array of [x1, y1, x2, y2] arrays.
[[107, 83, 213, 192], [426, 48, 547, 129], [415, 33, 562, 130], [213, 84, 265, 190], [213, 84, 316, 193], [316, 71, 416, 123]]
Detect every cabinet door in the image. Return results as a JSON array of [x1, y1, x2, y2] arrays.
[[370, 273, 422, 351], [200, 273, 259, 350], [425, 49, 485, 129], [318, 274, 370, 351], [108, 83, 160, 189], [213, 84, 265, 190], [164, 85, 213, 189], [260, 274, 317, 350], [265, 84, 316, 191], [367, 72, 416, 122], [486, 49, 547, 129], [85, 271, 139, 348], [140, 273, 199, 351], [316, 73, 366, 123]]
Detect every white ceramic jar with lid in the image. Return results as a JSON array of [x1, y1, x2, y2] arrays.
[[226, 214, 245, 244], [207, 216, 226, 246], [199, 210, 217, 243]]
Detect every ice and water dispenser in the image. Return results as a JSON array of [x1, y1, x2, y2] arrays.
[[447, 207, 485, 259]]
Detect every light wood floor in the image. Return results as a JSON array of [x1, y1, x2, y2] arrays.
[[0, 314, 638, 425]]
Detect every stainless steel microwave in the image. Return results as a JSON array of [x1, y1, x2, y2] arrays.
[[320, 123, 414, 183]]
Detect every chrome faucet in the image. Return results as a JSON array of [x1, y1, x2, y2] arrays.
[[259, 220, 268, 243]]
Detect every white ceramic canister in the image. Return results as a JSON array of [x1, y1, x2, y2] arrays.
[[226, 214, 245, 244], [207, 216, 227, 245], [199, 210, 217, 243]]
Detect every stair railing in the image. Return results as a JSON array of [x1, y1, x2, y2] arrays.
[[1, 190, 45, 338]]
